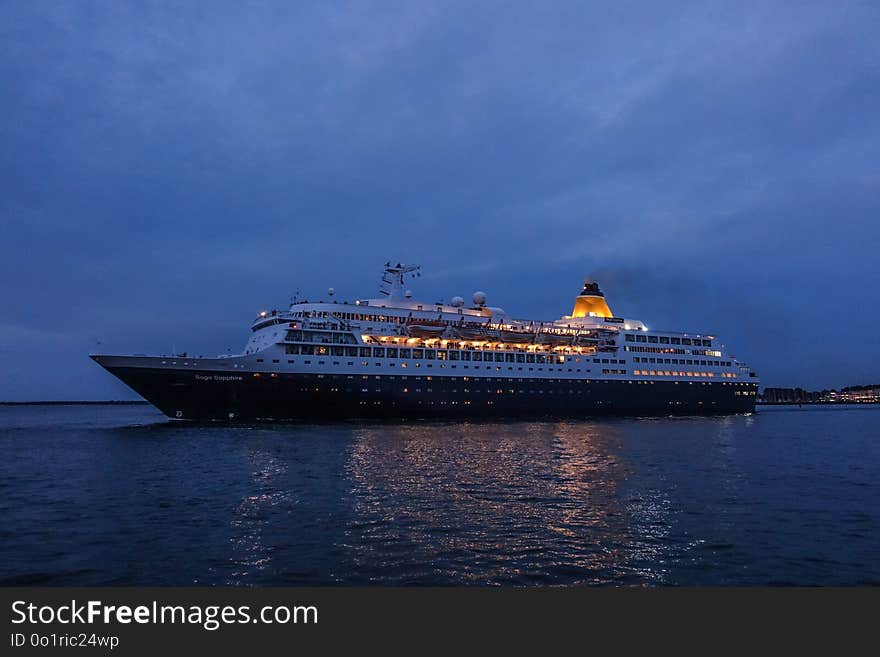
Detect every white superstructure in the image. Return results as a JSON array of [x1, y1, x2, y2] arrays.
[[239, 263, 757, 387]]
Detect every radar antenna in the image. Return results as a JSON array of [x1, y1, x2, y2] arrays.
[[380, 262, 421, 301]]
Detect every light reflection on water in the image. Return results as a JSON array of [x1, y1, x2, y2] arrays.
[[226, 447, 290, 584], [1, 405, 879, 586], [344, 421, 679, 585]]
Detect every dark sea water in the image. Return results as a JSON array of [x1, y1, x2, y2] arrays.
[[1, 404, 878, 586]]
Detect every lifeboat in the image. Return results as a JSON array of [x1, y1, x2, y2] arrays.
[[537, 332, 572, 347], [499, 329, 537, 343], [406, 324, 446, 338], [404, 317, 448, 338], [454, 324, 489, 340], [572, 332, 602, 346]]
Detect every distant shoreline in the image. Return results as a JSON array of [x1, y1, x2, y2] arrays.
[[757, 401, 880, 406], [0, 400, 149, 406], [3, 400, 877, 410]]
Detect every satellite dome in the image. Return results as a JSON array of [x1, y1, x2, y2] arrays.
[[405, 289, 413, 298], [472, 291, 487, 306], [450, 296, 465, 308], [327, 287, 335, 297]]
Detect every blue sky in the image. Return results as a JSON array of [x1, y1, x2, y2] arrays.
[[1, 1, 878, 400]]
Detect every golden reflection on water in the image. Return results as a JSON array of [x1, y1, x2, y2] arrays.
[[344, 421, 675, 584], [214, 416, 749, 584], [225, 444, 290, 585]]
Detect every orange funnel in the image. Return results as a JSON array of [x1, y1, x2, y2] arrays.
[[571, 281, 613, 318]]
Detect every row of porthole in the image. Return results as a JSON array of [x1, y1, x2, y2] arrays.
[[247, 372, 756, 388], [273, 386, 754, 397]]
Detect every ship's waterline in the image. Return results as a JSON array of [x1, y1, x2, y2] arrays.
[[91, 262, 759, 420]]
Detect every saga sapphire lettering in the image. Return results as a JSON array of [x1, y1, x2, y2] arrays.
[[91, 262, 760, 419]]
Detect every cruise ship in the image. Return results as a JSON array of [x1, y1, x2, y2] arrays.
[[91, 262, 759, 420]]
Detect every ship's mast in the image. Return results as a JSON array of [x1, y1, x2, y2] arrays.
[[380, 262, 421, 301]]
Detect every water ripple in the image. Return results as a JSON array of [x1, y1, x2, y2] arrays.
[[0, 404, 878, 585]]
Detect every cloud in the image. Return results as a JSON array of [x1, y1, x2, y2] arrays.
[[1, 0, 878, 398]]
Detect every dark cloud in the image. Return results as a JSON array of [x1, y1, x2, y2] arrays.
[[1, 1, 878, 399]]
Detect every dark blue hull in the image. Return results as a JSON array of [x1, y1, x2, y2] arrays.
[[99, 365, 758, 420]]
